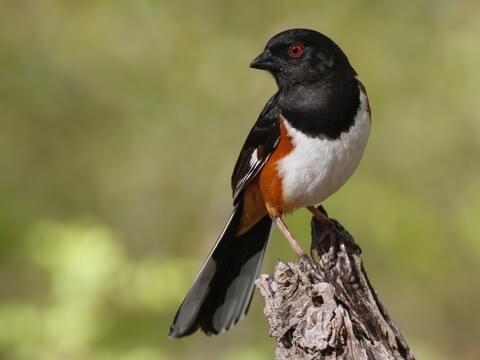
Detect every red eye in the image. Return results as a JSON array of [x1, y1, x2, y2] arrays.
[[288, 43, 304, 58]]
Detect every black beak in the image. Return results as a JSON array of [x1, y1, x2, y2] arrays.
[[250, 50, 278, 71]]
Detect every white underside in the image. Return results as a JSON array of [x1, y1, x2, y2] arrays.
[[277, 88, 371, 210]]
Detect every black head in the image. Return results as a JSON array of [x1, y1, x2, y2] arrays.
[[250, 29, 357, 88]]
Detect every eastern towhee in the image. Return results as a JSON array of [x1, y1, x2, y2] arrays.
[[169, 28, 371, 337]]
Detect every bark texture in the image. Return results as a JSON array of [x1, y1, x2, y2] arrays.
[[256, 207, 416, 360]]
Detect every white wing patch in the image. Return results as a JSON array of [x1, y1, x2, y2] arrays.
[[233, 149, 266, 200], [249, 149, 259, 167]]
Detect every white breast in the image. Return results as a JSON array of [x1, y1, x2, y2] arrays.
[[277, 88, 371, 211]]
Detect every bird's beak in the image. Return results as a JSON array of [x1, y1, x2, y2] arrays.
[[250, 50, 278, 71]]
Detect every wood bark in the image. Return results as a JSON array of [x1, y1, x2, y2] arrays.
[[256, 206, 416, 360]]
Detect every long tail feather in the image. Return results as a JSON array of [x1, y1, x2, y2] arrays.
[[169, 204, 271, 337]]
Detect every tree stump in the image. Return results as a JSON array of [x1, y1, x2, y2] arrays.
[[255, 206, 416, 360]]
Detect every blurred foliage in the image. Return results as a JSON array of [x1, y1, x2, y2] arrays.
[[1, 0, 480, 359]]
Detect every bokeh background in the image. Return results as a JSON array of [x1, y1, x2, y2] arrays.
[[1, 0, 480, 359]]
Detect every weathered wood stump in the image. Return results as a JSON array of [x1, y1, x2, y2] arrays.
[[256, 206, 416, 360]]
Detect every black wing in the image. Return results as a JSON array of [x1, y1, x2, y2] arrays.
[[231, 93, 280, 204]]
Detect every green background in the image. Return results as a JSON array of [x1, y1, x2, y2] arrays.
[[1, 0, 480, 359]]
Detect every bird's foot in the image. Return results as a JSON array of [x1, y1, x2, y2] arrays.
[[307, 206, 339, 260]]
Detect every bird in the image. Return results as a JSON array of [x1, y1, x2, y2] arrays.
[[169, 28, 371, 338]]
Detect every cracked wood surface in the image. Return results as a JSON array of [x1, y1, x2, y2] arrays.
[[256, 207, 416, 360]]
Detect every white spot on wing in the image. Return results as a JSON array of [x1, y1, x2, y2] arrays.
[[249, 149, 259, 167], [234, 148, 265, 198]]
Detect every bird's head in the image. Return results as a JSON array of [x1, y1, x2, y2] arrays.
[[250, 29, 357, 89]]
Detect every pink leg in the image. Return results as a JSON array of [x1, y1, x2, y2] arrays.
[[273, 217, 305, 257]]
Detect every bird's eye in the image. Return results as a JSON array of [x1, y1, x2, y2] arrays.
[[288, 43, 304, 58]]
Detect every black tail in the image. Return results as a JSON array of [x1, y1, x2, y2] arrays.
[[169, 203, 272, 337]]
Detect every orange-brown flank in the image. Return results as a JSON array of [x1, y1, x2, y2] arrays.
[[259, 119, 293, 216], [236, 119, 293, 235]]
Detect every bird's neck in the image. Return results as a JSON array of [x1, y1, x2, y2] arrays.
[[278, 75, 360, 139]]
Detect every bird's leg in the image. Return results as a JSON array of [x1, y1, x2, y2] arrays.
[[307, 206, 330, 225], [307, 206, 337, 243], [273, 216, 305, 257]]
